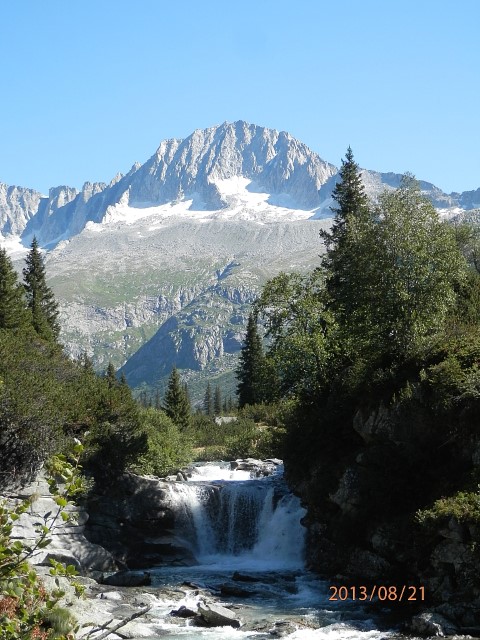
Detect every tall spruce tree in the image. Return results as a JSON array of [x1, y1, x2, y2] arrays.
[[214, 385, 222, 415], [320, 147, 372, 318], [236, 312, 265, 407], [23, 237, 60, 341], [0, 248, 30, 330], [203, 382, 214, 416], [163, 366, 191, 430], [105, 362, 118, 388]]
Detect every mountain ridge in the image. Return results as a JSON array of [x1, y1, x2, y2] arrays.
[[1, 120, 478, 251]]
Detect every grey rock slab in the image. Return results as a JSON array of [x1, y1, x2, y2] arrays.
[[198, 601, 242, 628], [102, 571, 152, 587]]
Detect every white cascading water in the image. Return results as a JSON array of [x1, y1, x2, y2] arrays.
[[152, 463, 401, 640], [165, 462, 306, 569]]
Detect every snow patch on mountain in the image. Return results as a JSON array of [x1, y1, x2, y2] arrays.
[[0, 235, 29, 258], [84, 175, 318, 233]]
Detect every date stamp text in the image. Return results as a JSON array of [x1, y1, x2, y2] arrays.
[[329, 585, 425, 602]]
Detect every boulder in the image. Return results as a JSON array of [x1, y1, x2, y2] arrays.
[[220, 583, 256, 598], [268, 620, 300, 637], [96, 591, 123, 601], [230, 458, 278, 477], [101, 571, 151, 587], [3, 473, 118, 574], [170, 605, 197, 618], [197, 602, 241, 628], [409, 611, 458, 637]]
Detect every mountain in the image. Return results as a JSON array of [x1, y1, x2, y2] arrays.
[[1, 121, 479, 402]]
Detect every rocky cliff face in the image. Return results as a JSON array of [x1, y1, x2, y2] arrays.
[[0, 182, 45, 237], [126, 121, 337, 210]]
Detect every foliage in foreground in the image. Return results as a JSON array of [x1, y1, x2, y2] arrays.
[[0, 444, 85, 639]]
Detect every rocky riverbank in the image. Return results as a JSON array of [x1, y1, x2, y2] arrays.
[[35, 566, 327, 639], [7, 458, 477, 637]]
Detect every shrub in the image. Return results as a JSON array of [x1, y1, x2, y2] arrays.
[[135, 408, 193, 477], [416, 491, 480, 526]]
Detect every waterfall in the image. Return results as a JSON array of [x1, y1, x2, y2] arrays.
[[165, 463, 306, 569]]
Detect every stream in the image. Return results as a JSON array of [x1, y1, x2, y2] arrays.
[[140, 462, 406, 639]]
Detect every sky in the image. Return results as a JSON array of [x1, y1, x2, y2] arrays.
[[0, 0, 478, 195]]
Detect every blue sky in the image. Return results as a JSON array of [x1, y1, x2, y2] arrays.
[[0, 0, 478, 195]]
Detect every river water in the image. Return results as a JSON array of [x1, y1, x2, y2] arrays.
[[144, 462, 404, 639]]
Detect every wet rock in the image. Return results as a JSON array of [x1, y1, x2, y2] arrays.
[[197, 601, 241, 628], [96, 591, 123, 601], [101, 571, 151, 587], [409, 611, 458, 636], [268, 620, 300, 637], [232, 571, 262, 582], [230, 458, 279, 477], [220, 583, 257, 597], [170, 605, 197, 618]]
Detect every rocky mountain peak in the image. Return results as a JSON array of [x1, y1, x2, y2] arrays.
[[127, 120, 336, 210], [1, 121, 479, 249]]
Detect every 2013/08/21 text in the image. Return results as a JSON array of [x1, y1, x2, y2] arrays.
[[329, 585, 425, 602]]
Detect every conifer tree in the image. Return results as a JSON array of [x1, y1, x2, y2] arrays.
[[320, 147, 372, 318], [0, 248, 30, 330], [163, 366, 191, 430], [105, 362, 118, 388], [236, 312, 265, 407], [203, 382, 214, 416], [80, 351, 94, 373], [214, 385, 222, 415], [22, 237, 60, 341], [183, 382, 191, 412]]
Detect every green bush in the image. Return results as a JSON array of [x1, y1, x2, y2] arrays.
[[237, 402, 288, 427], [190, 414, 226, 447], [196, 445, 228, 461], [223, 418, 284, 460], [416, 490, 480, 526], [135, 408, 193, 477]]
